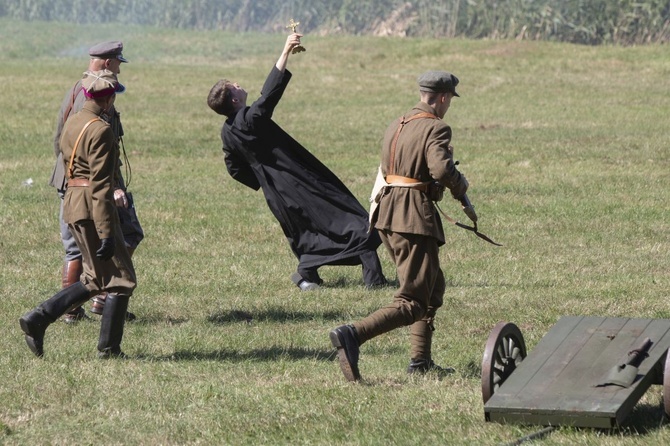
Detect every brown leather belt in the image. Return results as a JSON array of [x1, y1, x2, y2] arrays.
[[67, 178, 90, 187], [385, 174, 429, 192]]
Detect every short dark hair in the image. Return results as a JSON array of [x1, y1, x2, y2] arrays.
[[207, 79, 234, 116], [419, 90, 446, 103]]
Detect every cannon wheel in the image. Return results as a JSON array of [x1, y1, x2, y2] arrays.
[[664, 348, 670, 418], [482, 321, 527, 404]]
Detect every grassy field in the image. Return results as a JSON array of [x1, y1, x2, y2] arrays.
[[1, 19, 669, 445]]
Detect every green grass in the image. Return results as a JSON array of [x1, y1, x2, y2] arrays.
[[1, 19, 669, 445]]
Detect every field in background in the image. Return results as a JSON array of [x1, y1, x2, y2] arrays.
[[1, 19, 669, 445]]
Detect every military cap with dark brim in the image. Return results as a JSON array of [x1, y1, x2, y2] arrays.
[[417, 70, 460, 97], [88, 41, 128, 63]]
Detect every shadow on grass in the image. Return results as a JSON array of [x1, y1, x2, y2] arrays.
[[136, 345, 336, 362], [321, 277, 399, 290], [208, 307, 350, 324], [125, 308, 351, 325], [614, 401, 669, 435], [549, 406, 670, 441], [489, 405, 669, 443], [127, 315, 190, 325], [461, 360, 482, 379]]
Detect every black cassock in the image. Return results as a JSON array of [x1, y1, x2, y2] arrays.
[[220, 66, 383, 282]]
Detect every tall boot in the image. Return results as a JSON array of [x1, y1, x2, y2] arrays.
[[19, 282, 90, 357], [97, 294, 130, 358], [62, 259, 86, 324], [91, 292, 135, 321], [91, 248, 136, 321]]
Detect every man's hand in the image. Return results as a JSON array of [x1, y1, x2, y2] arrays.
[[463, 204, 478, 223], [285, 32, 303, 54], [459, 194, 478, 223], [113, 189, 129, 208], [96, 237, 115, 261], [276, 33, 303, 72]]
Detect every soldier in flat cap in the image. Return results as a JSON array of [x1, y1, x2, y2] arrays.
[[330, 70, 473, 381], [21, 70, 137, 358], [49, 41, 143, 322]]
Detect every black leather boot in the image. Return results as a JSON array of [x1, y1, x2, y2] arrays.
[[97, 294, 130, 359], [329, 324, 361, 381], [407, 359, 455, 375], [91, 292, 136, 321], [19, 282, 90, 357]]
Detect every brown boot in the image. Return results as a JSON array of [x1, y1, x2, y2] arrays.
[[91, 292, 136, 321], [62, 259, 87, 324]]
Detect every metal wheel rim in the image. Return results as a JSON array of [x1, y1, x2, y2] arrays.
[[481, 321, 527, 404]]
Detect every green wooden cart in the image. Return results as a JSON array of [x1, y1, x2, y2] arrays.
[[481, 316, 670, 428]]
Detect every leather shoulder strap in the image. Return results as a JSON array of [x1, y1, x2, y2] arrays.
[[388, 112, 438, 175], [63, 81, 83, 123], [68, 118, 103, 179]]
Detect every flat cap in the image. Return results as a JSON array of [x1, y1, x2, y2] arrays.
[[417, 71, 460, 97], [88, 41, 128, 63], [81, 69, 125, 99]]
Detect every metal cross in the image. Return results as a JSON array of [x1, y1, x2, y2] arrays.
[[286, 19, 300, 33]]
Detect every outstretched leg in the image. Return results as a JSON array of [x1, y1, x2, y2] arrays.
[[19, 282, 91, 357]]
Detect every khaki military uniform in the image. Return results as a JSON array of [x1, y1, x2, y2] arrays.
[[355, 101, 467, 361], [51, 81, 143, 254], [60, 101, 136, 297]]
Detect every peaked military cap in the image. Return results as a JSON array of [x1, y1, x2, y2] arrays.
[[88, 41, 128, 63], [417, 71, 460, 97], [81, 69, 126, 99]]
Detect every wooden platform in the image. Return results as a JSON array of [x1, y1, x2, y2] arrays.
[[484, 316, 670, 428]]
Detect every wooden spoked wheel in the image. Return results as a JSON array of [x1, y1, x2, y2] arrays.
[[481, 321, 527, 404], [664, 348, 670, 418]]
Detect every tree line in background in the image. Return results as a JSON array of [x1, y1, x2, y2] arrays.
[[2, 0, 669, 45]]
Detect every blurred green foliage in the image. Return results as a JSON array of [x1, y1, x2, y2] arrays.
[[1, 0, 669, 44]]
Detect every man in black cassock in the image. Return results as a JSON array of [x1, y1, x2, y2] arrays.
[[207, 33, 387, 291]]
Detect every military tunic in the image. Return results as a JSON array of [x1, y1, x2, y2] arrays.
[[357, 101, 467, 359], [60, 102, 136, 296], [374, 101, 466, 243], [50, 80, 143, 257]]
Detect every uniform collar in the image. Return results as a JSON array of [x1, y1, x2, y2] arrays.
[[82, 101, 108, 117], [413, 101, 438, 116]]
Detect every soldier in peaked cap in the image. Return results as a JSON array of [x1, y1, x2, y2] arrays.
[[330, 70, 475, 381], [49, 41, 143, 323], [88, 41, 128, 62], [21, 70, 137, 359]]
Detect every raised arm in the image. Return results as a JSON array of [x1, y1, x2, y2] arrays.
[[275, 33, 303, 73]]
